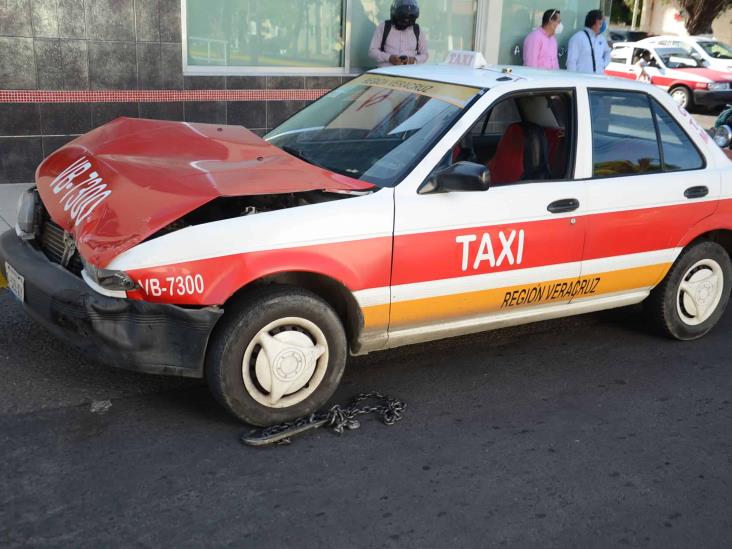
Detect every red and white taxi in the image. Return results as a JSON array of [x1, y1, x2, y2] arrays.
[[605, 42, 732, 109], [2, 59, 732, 425]]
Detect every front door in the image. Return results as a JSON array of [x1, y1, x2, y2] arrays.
[[387, 89, 588, 346]]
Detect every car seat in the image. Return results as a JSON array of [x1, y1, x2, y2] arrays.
[[487, 95, 565, 185]]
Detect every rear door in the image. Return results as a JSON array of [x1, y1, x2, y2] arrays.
[[577, 88, 719, 303]]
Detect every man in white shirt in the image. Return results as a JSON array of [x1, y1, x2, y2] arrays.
[[566, 9, 611, 74]]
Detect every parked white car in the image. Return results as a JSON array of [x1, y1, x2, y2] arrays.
[[639, 35, 732, 73]]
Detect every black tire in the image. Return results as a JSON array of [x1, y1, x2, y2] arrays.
[[206, 286, 347, 426], [669, 85, 693, 110], [645, 241, 732, 340]]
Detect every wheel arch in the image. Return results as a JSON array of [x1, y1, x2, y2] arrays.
[[223, 270, 365, 352]]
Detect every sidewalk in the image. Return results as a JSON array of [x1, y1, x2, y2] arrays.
[[0, 183, 33, 233]]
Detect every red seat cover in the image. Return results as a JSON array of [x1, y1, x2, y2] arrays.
[[488, 124, 563, 185]]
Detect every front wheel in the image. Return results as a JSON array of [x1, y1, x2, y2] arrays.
[[669, 86, 692, 110], [206, 286, 347, 425], [645, 241, 732, 340]]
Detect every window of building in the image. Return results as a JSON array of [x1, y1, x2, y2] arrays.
[[183, 0, 477, 75]]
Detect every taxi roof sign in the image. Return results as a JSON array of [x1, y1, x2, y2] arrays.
[[443, 50, 488, 69]]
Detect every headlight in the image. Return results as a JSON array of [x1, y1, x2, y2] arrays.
[[713, 125, 732, 148], [82, 257, 138, 291], [708, 82, 730, 91], [15, 188, 41, 240]]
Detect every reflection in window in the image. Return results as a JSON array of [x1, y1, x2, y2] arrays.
[[349, 0, 477, 69], [589, 91, 661, 176], [651, 100, 704, 172], [187, 0, 345, 67]]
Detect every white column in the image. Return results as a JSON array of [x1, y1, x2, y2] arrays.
[[475, 0, 504, 64]]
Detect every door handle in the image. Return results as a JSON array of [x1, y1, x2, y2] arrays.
[[684, 186, 708, 199], [547, 198, 580, 214]]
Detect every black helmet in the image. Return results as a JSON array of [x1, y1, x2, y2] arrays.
[[391, 0, 419, 30]]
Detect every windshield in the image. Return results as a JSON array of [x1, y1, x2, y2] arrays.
[[657, 48, 702, 68], [265, 74, 481, 187], [698, 40, 732, 60]]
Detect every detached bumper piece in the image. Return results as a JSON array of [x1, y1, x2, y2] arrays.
[[0, 230, 223, 378]]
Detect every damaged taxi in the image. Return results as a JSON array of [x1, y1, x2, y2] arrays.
[[2, 56, 732, 425]]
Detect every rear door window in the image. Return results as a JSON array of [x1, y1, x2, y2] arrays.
[[651, 100, 704, 171], [589, 90, 661, 176]]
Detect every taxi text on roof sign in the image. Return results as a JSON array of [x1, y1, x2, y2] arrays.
[[443, 50, 488, 69]]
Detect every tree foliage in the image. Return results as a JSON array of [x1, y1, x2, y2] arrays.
[[678, 0, 732, 35]]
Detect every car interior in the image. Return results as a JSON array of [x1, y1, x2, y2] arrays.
[[450, 91, 573, 185]]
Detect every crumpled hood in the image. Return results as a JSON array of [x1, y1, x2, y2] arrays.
[[35, 117, 374, 267]]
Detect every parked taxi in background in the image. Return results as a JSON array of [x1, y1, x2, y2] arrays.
[[605, 41, 732, 109], [2, 52, 732, 425]]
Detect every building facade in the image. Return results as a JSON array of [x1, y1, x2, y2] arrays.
[[0, 0, 602, 185]]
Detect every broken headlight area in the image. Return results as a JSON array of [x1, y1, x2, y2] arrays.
[[15, 187, 42, 240], [81, 257, 138, 292], [147, 190, 367, 241]]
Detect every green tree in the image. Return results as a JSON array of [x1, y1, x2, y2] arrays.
[[679, 0, 732, 35]]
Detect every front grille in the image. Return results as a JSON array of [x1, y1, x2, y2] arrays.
[[38, 217, 83, 276], [39, 218, 65, 264]]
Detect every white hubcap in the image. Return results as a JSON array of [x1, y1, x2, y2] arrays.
[[671, 90, 687, 106], [676, 259, 724, 326], [242, 317, 328, 408]]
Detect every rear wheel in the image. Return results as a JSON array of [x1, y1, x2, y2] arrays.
[[645, 241, 731, 340], [206, 286, 347, 425], [669, 85, 692, 110]]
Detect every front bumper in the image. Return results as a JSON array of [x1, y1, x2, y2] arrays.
[[0, 230, 223, 378], [693, 89, 732, 106]]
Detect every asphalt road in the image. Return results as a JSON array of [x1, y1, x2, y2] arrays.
[[1, 285, 732, 548]]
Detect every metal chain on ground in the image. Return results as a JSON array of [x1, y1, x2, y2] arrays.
[[241, 392, 406, 447]]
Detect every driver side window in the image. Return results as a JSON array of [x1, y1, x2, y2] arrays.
[[450, 91, 575, 186]]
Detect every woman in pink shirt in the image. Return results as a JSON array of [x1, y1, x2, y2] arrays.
[[523, 9, 563, 70]]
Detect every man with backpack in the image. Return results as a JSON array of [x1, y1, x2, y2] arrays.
[[368, 0, 429, 67]]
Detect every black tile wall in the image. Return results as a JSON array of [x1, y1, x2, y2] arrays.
[[184, 101, 226, 124], [226, 76, 265, 90], [85, 0, 135, 41], [89, 41, 138, 89], [57, 0, 85, 38], [0, 37, 36, 88], [61, 39, 89, 88], [34, 39, 65, 89], [137, 42, 163, 89], [184, 75, 225, 90], [267, 100, 308, 128], [0, 104, 41, 135], [0, 137, 43, 183], [161, 42, 183, 89], [135, 0, 160, 42], [0, 0, 32, 37], [91, 102, 139, 127], [0, 1, 347, 182], [227, 101, 266, 129], [42, 134, 79, 157], [31, 0, 59, 38], [139, 101, 183, 121], [40, 102, 92, 134], [159, 0, 180, 42]]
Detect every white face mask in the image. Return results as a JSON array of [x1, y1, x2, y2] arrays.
[[555, 22, 564, 35]]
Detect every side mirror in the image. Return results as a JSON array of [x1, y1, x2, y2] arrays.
[[418, 161, 491, 195]]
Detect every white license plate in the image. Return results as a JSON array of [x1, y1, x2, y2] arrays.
[[5, 262, 24, 302]]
